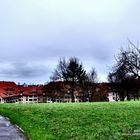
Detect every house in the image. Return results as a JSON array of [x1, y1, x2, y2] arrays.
[[0, 81, 112, 103], [108, 92, 120, 101], [18, 85, 43, 103], [0, 81, 19, 103], [0, 81, 44, 103], [36, 81, 84, 103]]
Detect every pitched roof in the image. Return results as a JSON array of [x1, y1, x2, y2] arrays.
[[0, 81, 17, 88]]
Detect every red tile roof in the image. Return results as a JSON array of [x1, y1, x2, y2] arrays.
[[0, 81, 17, 88], [0, 81, 43, 98]]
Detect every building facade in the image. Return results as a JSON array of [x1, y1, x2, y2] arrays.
[[0, 81, 112, 103]]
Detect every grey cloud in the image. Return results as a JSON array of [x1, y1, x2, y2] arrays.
[[0, 62, 49, 79], [0, 0, 140, 83]]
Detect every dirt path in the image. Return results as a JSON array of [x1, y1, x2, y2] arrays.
[[0, 115, 27, 140]]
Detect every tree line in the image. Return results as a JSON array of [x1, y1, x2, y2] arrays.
[[50, 41, 140, 102]]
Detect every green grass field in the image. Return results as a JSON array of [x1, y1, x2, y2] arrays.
[[0, 102, 140, 140]]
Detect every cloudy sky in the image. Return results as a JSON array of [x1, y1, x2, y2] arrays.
[[0, 0, 140, 84]]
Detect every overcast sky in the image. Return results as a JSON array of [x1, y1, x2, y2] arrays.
[[0, 0, 140, 84]]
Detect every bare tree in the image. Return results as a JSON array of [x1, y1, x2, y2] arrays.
[[108, 41, 140, 101], [50, 58, 68, 81], [87, 68, 97, 83], [84, 68, 97, 102], [117, 41, 140, 78]]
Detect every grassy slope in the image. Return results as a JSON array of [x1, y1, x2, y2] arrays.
[[0, 102, 140, 140]]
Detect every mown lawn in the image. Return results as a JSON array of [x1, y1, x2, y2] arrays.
[[0, 102, 140, 140]]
